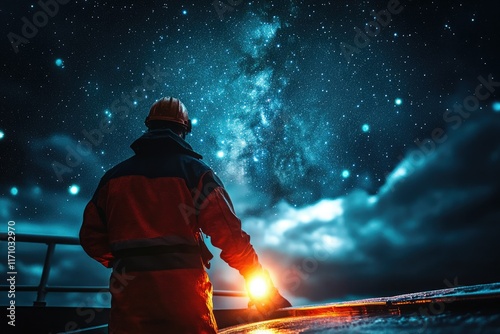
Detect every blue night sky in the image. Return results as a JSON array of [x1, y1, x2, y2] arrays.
[[1, 0, 500, 308]]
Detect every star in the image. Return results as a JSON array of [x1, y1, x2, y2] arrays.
[[69, 185, 80, 195], [10, 187, 18, 196]]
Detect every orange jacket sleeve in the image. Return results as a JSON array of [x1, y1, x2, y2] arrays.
[[196, 171, 262, 278]]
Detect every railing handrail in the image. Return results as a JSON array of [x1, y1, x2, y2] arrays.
[[0, 285, 247, 297], [0, 232, 79, 245], [0, 233, 247, 305]]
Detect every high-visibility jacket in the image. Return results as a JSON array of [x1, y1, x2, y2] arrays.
[[80, 129, 262, 333]]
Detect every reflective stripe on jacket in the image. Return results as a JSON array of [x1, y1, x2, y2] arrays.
[[80, 129, 261, 334]]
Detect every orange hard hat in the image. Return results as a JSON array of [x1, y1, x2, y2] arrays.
[[145, 97, 192, 132]]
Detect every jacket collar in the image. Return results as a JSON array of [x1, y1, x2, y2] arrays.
[[130, 129, 202, 159]]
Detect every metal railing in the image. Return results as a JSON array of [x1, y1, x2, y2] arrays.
[[0, 233, 246, 306]]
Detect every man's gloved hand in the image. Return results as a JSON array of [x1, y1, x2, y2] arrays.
[[248, 288, 292, 316], [245, 270, 292, 316]]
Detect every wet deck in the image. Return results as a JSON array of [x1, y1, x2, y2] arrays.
[[220, 282, 500, 333], [3, 282, 500, 333]]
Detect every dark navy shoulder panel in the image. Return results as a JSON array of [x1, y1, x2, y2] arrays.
[[93, 153, 213, 199]]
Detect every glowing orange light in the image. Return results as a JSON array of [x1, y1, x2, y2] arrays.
[[247, 275, 269, 300]]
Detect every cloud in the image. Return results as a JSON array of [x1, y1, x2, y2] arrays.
[[208, 115, 500, 305], [27, 133, 108, 195]]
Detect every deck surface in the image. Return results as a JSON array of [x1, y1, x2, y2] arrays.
[[219, 282, 500, 333], [3, 283, 500, 333]]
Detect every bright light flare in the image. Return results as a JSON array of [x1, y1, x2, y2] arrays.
[[68, 184, 80, 195], [247, 275, 270, 300], [342, 169, 350, 178]]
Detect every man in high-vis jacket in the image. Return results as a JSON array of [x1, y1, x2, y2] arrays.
[[80, 97, 291, 333]]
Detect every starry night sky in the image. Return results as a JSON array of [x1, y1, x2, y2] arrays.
[[1, 0, 500, 308]]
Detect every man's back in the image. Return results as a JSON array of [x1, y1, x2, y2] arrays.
[[98, 146, 208, 242], [81, 129, 219, 333]]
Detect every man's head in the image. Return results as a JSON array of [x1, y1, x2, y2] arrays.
[[145, 97, 192, 139]]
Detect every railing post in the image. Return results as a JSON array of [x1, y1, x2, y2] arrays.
[[34, 243, 56, 307]]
